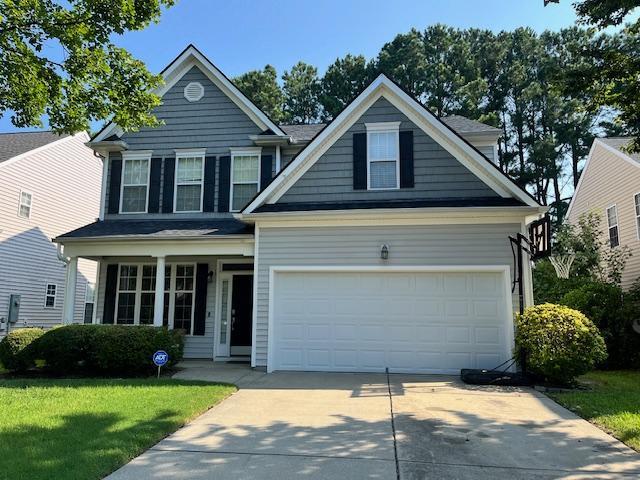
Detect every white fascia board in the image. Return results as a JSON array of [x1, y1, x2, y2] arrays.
[[93, 46, 285, 143], [243, 75, 538, 213], [0, 132, 88, 169]]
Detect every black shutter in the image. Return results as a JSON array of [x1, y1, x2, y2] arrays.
[[107, 158, 122, 214], [162, 157, 175, 213], [148, 157, 162, 213], [353, 132, 367, 190], [203, 156, 216, 212], [103, 264, 118, 324], [218, 155, 231, 212], [399, 130, 414, 188], [260, 154, 273, 190], [193, 263, 208, 336]]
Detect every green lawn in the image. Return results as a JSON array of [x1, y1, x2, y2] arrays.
[[0, 378, 236, 480], [549, 371, 640, 451]]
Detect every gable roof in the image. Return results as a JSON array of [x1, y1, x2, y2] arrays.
[[566, 137, 640, 220], [92, 45, 286, 143], [243, 74, 540, 213], [0, 131, 69, 164]]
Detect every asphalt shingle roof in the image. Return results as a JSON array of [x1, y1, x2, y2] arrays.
[[57, 219, 254, 240], [599, 137, 640, 164], [0, 131, 69, 164], [278, 115, 499, 144]]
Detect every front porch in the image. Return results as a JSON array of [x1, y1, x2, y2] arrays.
[[57, 229, 256, 361]]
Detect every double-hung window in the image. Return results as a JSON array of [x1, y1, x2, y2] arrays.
[[634, 193, 640, 240], [18, 190, 32, 218], [121, 151, 151, 213], [44, 284, 57, 308], [175, 150, 205, 212], [366, 122, 400, 190], [84, 282, 95, 323], [606, 205, 620, 248], [230, 148, 261, 211], [114, 263, 196, 333]]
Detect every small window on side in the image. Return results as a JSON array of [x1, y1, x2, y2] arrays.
[[634, 193, 640, 240], [18, 190, 32, 218], [606, 205, 620, 248], [44, 283, 57, 308]]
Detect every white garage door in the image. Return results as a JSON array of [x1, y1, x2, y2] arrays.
[[271, 269, 513, 374]]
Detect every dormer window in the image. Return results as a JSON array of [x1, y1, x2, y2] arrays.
[[120, 151, 151, 213], [366, 122, 400, 190], [175, 150, 205, 212]]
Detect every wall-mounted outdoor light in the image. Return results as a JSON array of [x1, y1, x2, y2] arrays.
[[380, 244, 389, 260]]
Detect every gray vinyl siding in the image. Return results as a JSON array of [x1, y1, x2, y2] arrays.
[[0, 134, 101, 332], [476, 145, 497, 164], [94, 255, 251, 359], [278, 97, 499, 204], [254, 223, 521, 367], [104, 66, 274, 219]]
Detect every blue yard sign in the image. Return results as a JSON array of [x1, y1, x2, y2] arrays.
[[153, 350, 169, 378]]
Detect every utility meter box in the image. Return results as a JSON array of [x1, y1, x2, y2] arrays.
[[8, 294, 20, 323]]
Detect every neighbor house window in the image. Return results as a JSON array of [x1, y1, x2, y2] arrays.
[[18, 190, 32, 218], [635, 193, 640, 240], [120, 152, 151, 213], [231, 148, 261, 211], [366, 122, 400, 190], [44, 284, 57, 308], [606, 205, 619, 248], [113, 263, 196, 332], [84, 282, 95, 323], [175, 151, 205, 212]]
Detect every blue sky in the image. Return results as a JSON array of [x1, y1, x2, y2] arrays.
[[1, 0, 585, 132]]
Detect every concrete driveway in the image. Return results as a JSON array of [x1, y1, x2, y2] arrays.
[[108, 365, 640, 479]]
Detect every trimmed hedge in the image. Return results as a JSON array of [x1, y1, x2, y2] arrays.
[[515, 303, 607, 384], [0, 328, 44, 371], [36, 325, 184, 376]]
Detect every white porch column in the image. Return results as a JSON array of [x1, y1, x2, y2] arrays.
[[62, 256, 78, 324], [153, 256, 166, 327]]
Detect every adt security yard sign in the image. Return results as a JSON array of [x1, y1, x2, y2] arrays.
[[153, 350, 169, 378]]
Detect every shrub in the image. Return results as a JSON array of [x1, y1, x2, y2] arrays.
[[0, 328, 44, 371], [515, 303, 607, 384], [36, 325, 184, 376]]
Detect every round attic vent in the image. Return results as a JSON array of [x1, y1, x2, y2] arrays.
[[184, 81, 204, 102]]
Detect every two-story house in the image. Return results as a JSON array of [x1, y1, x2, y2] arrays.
[[567, 137, 640, 289], [0, 131, 102, 334], [56, 45, 544, 373]]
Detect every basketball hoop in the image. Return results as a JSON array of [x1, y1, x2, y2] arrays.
[[550, 254, 575, 279]]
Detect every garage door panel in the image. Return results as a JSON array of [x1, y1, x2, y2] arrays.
[[272, 270, 511, 374]]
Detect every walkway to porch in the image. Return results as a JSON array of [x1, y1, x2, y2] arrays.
[[172, 360, 266, 386]]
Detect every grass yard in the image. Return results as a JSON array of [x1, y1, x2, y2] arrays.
[[0, 378, 236, 480], [549, 371, 640, 452]]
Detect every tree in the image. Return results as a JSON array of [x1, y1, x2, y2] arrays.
[[320, 54, 374, 120], [568, 0, 640, 151], [234, 65, 285, 122], [282, 61, 321, 123], [0, 0, 175, 134], [377, 28, 426, 99]]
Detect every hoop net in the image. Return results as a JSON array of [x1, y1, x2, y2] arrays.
[[550, 254, 575, 279]]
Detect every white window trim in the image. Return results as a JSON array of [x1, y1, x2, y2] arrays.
[[365, 122, 401, 191], [113, 262, 196, 334], [18, 189, 33, 219], [230, 147, 262, 212], [119, 151, 152, 214], [174, 149, 206, 213], [634, 192, 640, 241], [606, 204, 620, 248], [44, 283, 57, 308]]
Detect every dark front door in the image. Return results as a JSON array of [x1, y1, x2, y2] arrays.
[[230, 275, 253, 356]]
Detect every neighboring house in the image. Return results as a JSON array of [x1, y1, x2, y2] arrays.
[[566, 137, 640, 289], [0, 132, 102, 333], [56, 45, 544, 374]]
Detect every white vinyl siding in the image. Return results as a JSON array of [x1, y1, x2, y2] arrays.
[[120, 154, 150, 213], [231, 150, 260, 212], [175, 153, 204, 212], [366, 122, 400, 190], [18, 190, 32, 218], [606, 205, 620, 248]]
